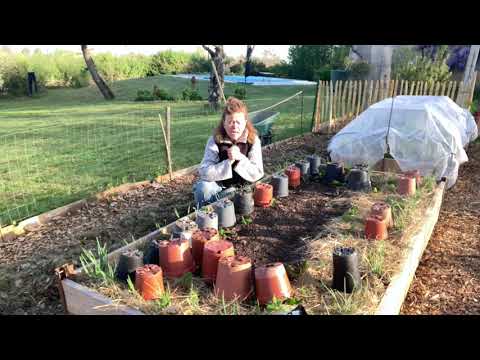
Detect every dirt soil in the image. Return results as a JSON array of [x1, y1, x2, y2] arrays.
[[401, 140, 480, 315], [0, 133, 332, 315], [226, 182, 350, 266]]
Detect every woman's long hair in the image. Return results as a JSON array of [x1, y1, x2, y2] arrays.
[[214, 97, 257, 144]]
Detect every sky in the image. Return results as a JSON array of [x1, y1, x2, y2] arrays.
[[2, 45, 291, 59]]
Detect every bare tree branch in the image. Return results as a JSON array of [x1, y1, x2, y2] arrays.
[[202, 45, 215, 58]]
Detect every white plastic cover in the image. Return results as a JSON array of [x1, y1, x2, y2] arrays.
[[327, 96, 478, 188]]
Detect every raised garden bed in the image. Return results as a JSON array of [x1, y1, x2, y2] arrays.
[[57, 162, 446, 315]]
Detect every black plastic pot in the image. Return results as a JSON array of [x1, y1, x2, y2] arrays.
[[214, 199, 236, 228], [295, 160, 310, 177], [307, 155, 322, 176], [271, 173, 289, 198], [332, 247, 361, 293], [324, 162, 344, 183], [234, 188, 254, 216], [116, 249, 144, 283], [346, 168, 372, 192], [143, 240, 160, 265]]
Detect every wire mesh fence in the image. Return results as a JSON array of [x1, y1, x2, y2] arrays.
[[0, 90, 314, 226]]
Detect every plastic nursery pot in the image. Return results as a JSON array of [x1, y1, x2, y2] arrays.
[[214, 199, 236, 228], [191, 228, 220, 270], [271, 173, 289, 198], [215, 255, 253, 302], [307, 154, 322, 176], [402, 170, 422, 187], [397, 175, 416, 196], [254, 262, 292, 305], [295, 160, 310, 177], [285, 166, 301, 189], [143, 239, 160, 265], [201, 240, 235, 283], [254, 183, 273, 208], [346, 168, 372, 192], [196, 208, 218, 230], [158, 239, 195, 278], [324, 162, 345, 183], [234, 188, 254, 216], [135, 264, 165, 301], [364, 215, 388, 240], [370, 202, 393, 229], [332, 247, 361, 293], [115, 249, 144, 283], [173, 218, 198, 238]]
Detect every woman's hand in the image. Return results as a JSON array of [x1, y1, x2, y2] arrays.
[[227, 145, 244, 164]]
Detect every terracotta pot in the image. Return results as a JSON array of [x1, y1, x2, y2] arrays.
[[215, 255, 253, 301], [234, 188, 254, 216], [346, 168, 371, 192], [191, 228, 220, 269], [285, 166, 301, 188], [202, 240, 235, 282], [196, 209, 218, 230], [214, 199, 236, 228], [271, 173, 289, 198], [324, 162, 345, 183], [255, 262, 292, 305], [402, 169, 422, 187], [115, 249, 144, 283], [474, 111, 480, 127], [135, 264, 164, 300], [307, 154, 322, 176], [397, 175, 416, 196], [370, 202, 393, 228], [364, 215, 388, 240], [254, 183, 273, 208], [332, 247, 361, 293], [158, 239, 195, 278]]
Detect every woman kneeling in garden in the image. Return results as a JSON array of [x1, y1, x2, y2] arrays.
[[193, 97, 264, 207]]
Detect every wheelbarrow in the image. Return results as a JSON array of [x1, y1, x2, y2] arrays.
[[249, 110, 280, 146]]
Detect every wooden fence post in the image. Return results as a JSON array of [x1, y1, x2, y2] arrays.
[[311, 80, 321, 132]]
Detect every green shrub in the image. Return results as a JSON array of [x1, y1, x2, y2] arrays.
[[150, 50, 191, 75], [346, 60, 371, 80], [181, 87, 202, 101], [135, 89, 155, 101], [153, 85, 176, 101], [233, 86, 246, 99]]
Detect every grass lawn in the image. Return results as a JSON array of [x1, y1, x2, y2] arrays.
[[0, 75, 316, 225]]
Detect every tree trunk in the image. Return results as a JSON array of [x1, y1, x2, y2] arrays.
[[202, 45, 225, 111], [81, 45, 115, 100]]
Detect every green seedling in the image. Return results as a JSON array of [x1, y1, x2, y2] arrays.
[[174, 208, 180, 219], [155, 284, 172, 310], [174, 271, 193, 290], [365, 240, 386, 278], [241, 216, 253, 225], [79, 238, 115, 284], [342, 206, 359, 223]]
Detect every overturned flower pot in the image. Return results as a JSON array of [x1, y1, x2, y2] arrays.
[[397, 175, 416, 196], [202, 240, 235, 283], [295, 160, 310, 178], [215, 255, 253, 302], [324, 162, 345, 183], [214, 199, 236, 228], [285, 166, 301, 189], [143, 240, 160, 265], [173, 218, 198, 238], [346, 168, 372, 192], [191, 228, 220, 271], [271, 173, 289, 198], [370, 202, 393, 228], [365, 215, 389, 240], [332, 247, 361, 293], [196, 207, 218, 230], [234, 187, 254, 216], [158, 239, 195, 278], [402, 169, 422, 187], [307, 154, 322, 176], [254, 183, 273, 208], [255, 262, 292, 305], [135, 264, 165, 301], [115, 249, 144, 283]]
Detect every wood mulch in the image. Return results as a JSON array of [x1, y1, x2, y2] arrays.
[[401, 140, 480, 315]]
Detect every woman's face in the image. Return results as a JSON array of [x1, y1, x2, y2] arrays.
[[224, 112, 247, 141]]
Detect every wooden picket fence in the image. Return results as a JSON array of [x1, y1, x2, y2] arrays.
[[311, 74, 478, 133]]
